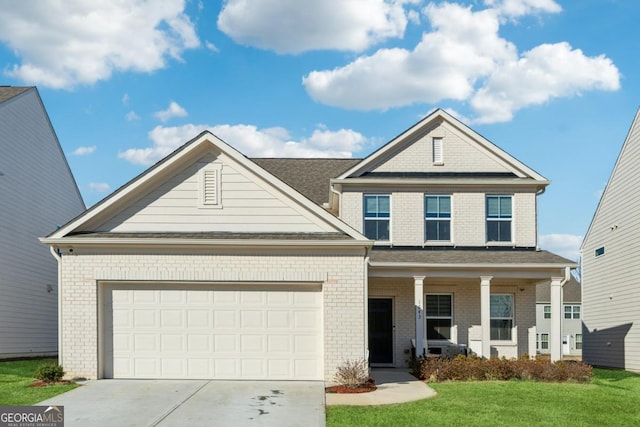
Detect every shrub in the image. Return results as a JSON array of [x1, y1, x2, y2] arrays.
[[34, 363, 65, 383], [333, 359, 370, 389], [412, 355, 592, 383]]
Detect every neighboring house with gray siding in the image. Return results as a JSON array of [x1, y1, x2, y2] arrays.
[[0, 86, 85, 358], [42, 109, 575, 381], [536, 276, 582, 357], [582, 107, 640, 373]]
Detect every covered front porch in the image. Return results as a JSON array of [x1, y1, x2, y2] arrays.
[[365, 248, 577, 367]]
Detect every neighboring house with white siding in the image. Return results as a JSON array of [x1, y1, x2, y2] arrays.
[[0, 86, 85, 359], [42, 109, 575, 381], [536, 276, 582, 357], [581, 107, 640, 373]]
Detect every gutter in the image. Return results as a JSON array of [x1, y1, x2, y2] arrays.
[[40, 237, 372, 248], [368, 261, 579, 269]]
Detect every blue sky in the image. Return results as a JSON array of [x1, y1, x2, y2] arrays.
[[0, 0, 637, 261]]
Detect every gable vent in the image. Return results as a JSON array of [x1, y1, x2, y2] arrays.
[[203, 170, 218, 205], [433, 137, 443, 164], [199, 163, 223, 208]]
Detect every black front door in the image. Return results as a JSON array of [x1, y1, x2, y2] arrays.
[[368, 298, 393, 364]]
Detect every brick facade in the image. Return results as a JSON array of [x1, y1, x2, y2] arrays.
[[58, 247, 366, 380]]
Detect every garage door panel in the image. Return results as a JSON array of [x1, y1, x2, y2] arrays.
[[105, 284, 323, 380]]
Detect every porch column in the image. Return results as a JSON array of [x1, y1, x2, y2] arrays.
[[414, 276, 425, 358], [550, 277, 564, 362], [480, 276, 492, 358]]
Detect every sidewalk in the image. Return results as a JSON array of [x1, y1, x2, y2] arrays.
[[325, 369, 436, 406]]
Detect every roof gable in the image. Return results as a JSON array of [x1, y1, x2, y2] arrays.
[[48, 132, 368, 241], [337, 109, 547, 181]]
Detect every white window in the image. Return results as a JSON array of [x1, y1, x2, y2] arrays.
[[576, 334, 582, 350], [540, 333, 549, 350], [425, 195, 451, 241], [543, 305, 551, 319], [426, 294, 452, 340], [199, 163, 222, 208], [433, 137, 443, 164], [486, 195, 512, 242], [364, 194, 390, 241], [564, 305, 580, 319], [490, 294, 513, 340]]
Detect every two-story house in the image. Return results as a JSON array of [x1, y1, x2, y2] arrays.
[[42, 109, 575, 381]]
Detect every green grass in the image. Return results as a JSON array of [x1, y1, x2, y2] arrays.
[[0, 358, 77, 405], [327, 369, 640, 427]]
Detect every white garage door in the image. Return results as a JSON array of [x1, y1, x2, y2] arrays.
[[103, 283, 323, 380]]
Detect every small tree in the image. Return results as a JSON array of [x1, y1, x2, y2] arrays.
[[34, 363, 65, 383]]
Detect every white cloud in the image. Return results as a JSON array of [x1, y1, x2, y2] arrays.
[[122, 93, 130, 106], [118, 123, 367, 166], [72, 146, 96, 156], [217, 0, 416, 54], [539, 234, 583, 261], [88, 182, 111, 193], [154, 101, 188, 122], [205, 41, 219, 52], [303, 1, 620, 123], [484, 0, 561, 18], [470, 42, 620, 123], [0, 1, 200, 89], [125, 111, 140, 121]]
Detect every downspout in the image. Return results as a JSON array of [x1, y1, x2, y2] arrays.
[[363, 247, 370, 362], [49, 246, 62, 366]]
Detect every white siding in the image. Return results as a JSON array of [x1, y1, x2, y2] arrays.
[[0, 89, 85, 357], [94, 152, 334, 233], [371, 121, 511, 173], [582, 110, 640, 372]]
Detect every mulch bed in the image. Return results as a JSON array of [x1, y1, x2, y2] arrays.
[[29, 380, 73, 387], [325, 378, 377, 394]]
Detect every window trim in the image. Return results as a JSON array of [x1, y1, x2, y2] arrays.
[[564, 304, 580, 320], [425, 293, 453, 341], [424, 194, 452, 243], [490, 294, 514, 342], [486, 195, 513, 243], [363, 194, 391, 242]]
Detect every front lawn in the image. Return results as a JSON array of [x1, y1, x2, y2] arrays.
[[327, 368, 640, 426], [0, 358, 77, 405]]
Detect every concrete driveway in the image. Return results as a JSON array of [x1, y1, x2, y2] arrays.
[[39, 380, 325, 427]]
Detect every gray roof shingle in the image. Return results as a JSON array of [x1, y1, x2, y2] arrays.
[[252, 158, 361, 205], [370, 247, 577, 266], [536, 276, 581, 302], [0, 86, 31, 104]]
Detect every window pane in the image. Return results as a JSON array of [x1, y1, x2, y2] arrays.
[[426, 221, 438, 240], [426, 295, 452, 317], [378, 196, 390, 217], [427, 319, 452, 340], [425, 197, 439, 217], [500, 197, 512, 217], [487, 221, 499, 241], [376, 220, 389, 240], [564, 306, 572, 319], [490, 295, 513, 317], [440, 197, 451, 217], [544, 306, 551, 319], [498, 221, 511, 241], [490, 319, 512, 340], [541, 333, 549, 349], [574, 306, 580, 319], [487, 197, 500, 217], [438, 221, 451, 240], [364, 219, 389, 240], [576, 334, 582, 349]]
